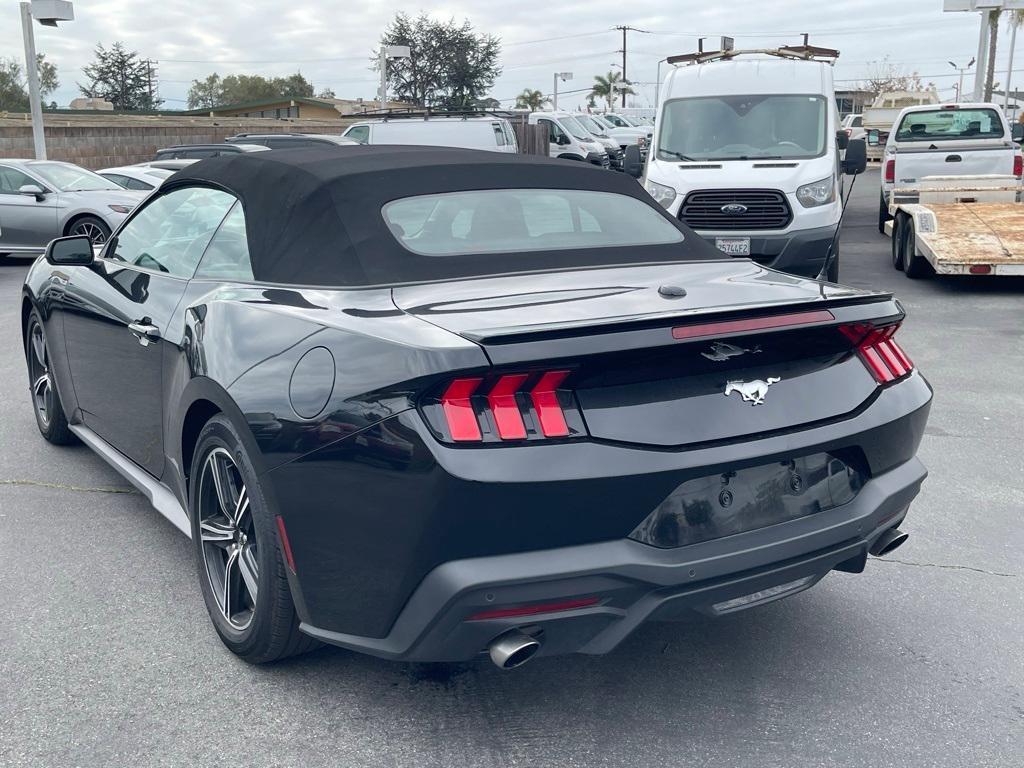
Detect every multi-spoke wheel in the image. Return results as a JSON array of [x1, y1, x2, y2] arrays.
[[190, 415, 318, 663], [198, 448, 259, 630], [24, 310, 75, 444], [68, 216, 111, 246]]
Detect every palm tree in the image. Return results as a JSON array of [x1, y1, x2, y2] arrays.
[[591, 71, 634, 110], [984, 9, 1002, 102], [515, 88, 548, 110]]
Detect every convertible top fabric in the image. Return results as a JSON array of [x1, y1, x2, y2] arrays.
[[167, 145, 722, 286]]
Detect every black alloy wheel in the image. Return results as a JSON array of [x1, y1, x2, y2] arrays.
[[190, 415, 318, 663], [25, 311, 74, 444], [68, 216, 111, 246]]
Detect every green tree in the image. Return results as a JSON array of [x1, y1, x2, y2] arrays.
[[317, 87, 337, 99], [187, 71, 316, 108], [79, 42, 161, 110], [0, 54, 59, 112], [590, 71, 633, 110], [378, 13, 501, 108], [186, 73, 222, 109], [514, 88, 548, 110]]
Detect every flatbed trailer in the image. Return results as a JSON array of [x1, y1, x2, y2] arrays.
[[883, 175, 1024, 277]]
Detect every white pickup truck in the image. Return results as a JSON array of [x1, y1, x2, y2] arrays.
[[874, 102, 1022, 232]]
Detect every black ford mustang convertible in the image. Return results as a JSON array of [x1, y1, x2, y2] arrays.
[[21, 146, 931, 669]]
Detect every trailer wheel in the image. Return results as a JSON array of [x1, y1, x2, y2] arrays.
[[900, 217, 930, 279], [878, 191, 891, 234], [891, 214, 905, 271]]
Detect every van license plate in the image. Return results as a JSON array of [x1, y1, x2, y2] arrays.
[[715, 237, 751, 256]]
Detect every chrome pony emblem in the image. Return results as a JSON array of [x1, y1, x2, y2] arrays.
[[720, 203, 748, 215], [724, 377, 781, 406], [702, 341, 761, 362]]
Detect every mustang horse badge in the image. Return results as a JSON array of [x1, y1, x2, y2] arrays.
[[724, 377, 781, 406]]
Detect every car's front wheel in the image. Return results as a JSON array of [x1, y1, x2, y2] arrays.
[[25, 309, 75, 445], [67, 215, 111, 246], [190, 415, 318, 663]]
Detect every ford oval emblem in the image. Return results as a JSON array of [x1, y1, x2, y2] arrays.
[[721, 203, 748, 215]]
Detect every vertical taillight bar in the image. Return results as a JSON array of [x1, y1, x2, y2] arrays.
[[530, 370, 571, 437], [441, 378, 483, 441], [487, 374, 529, 440]]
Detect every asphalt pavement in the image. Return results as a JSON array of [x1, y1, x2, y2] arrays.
[[1, 168, 1022, 767]]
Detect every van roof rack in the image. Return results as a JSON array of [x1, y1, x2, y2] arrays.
[[351, 107, 518, 121], [667, 35, 839, 66]]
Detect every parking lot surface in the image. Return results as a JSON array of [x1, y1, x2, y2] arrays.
[[1, 168, 1021, 768]]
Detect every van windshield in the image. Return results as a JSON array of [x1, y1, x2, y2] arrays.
[[559, 116, 592, 141], [894, 107, 1004, 142], [658, 94, 827, 161], [575, 114, 607, 136]]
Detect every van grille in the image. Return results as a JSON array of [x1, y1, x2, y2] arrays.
[[680, 189, 792, 231]]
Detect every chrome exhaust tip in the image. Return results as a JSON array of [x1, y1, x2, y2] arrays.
[[870, 527, 909, 557], [488, 630, 541, 670]]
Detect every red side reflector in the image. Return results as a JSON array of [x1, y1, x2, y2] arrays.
[[671, 310, 835, 341], [441, 377, 483, 441], [487, 373, 529, 440], [467, 596, 600, 621], [884, 159, 895, 184], [969, 264, 992, 275], [275, 515, 297, 573], [530, 370, 571, 437]]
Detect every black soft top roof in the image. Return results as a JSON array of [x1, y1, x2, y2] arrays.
[[167, 145, 719, 286]]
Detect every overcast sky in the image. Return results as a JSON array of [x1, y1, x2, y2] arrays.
[[0, 0, 1012, 110]]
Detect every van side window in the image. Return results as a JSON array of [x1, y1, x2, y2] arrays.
[[346, 125, 370, 144], [492, 123, 506, 146], [539, 119, 565, 144]]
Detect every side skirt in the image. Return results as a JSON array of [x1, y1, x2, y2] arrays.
[[69, 424, 191, 537]]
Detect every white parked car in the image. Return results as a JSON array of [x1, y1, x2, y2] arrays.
[[573, 113, 624, 169], [528, 111, 609, 167], [342, 116, 518, 153], [591, 114, 649, 155], [97, 164, 178, 191], [640, 50, 864, 281], [873, 102, 1022, 232]]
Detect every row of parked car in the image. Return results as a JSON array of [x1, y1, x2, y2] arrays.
[[0, 111, 652, 259]]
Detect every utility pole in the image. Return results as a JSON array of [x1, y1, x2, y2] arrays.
[[144, 59, 155, 108], [614, 25, 647, 109]]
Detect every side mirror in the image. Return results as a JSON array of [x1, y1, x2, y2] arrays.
[[842, 138, 867, 176], [19, 184, 46, 201], [45, 235, 95, 267], [1012, 124, 1024, 144], [836, 130, 849, 150], [623, 144, 644, 178], [866, 129, 881, 147]]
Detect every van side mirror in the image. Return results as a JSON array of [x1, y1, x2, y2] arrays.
[[866, 129, 881, 147], [623, 145, 644, 178], [45, 235, 95, 267], [836, 130, 849, 150], [1012, 124, 1024, 144], [19, 184, 46, 201], [842, 138, 867, 176]]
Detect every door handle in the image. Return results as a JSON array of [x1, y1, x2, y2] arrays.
[[128, 320, 161, 346]]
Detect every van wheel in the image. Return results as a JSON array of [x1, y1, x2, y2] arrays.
[[900, 218, 929, 278], [891, 214, 905, 271], [878, 192, 891, 234]]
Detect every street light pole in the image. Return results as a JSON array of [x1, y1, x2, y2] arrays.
[[949, 58, 975, 104], [378, 44, 411, 112], [1006, 20, 1018, 113], [552, 72, 572, 110], [20, 2, 46, 160]]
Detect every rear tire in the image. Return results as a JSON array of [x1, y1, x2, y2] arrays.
[[900, 217, 929, 279], [891, 214, 905, 271], [190, 415, 319, 663], [878, 191, 891, 234], [25, 309, 76, 445]]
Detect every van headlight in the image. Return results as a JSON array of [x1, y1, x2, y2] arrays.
[[645, 179, 676, 208], [796, 176, 836, 208]]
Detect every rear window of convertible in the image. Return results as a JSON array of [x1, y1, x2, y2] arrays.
[[382, 188, 683, 256]]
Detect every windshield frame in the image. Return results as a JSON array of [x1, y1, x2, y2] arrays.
[[29, 162, 122, 192], [657, 93, 829, 162]]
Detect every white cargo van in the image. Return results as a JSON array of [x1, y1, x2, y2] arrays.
[[639, 47, 865, 280], [528, 111, 609, 167], [342, 116, 518, 153]]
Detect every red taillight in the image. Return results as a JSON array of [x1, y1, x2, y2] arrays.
[[467, 596, 600, 621], [840, 323, 914, 383], [531, 370, 571, 437], [1013, 154, 1022, 179], [441, 377, 483, 441], [969, 264, 992, 274], [435, 370, 577, 443], [884, 159, 895, 184]]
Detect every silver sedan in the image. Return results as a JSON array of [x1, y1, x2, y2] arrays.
[[0, 160, 146, 258]]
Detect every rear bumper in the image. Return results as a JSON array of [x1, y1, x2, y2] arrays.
[[695, 224, 838, 278], [300, 455, 924, 662]]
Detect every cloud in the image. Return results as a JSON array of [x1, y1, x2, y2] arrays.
[[1, 0, 990, 110]]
